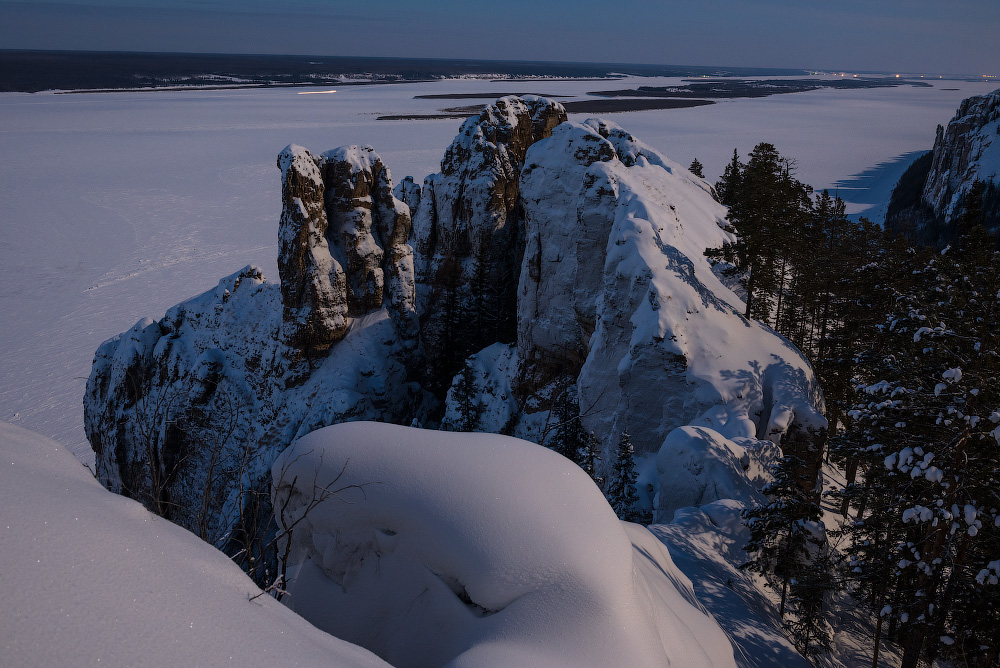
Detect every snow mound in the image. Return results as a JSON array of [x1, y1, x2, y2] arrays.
[[0, 422, 388, 668], [655, 425, 778, 523], [273, 421, 737, 668]]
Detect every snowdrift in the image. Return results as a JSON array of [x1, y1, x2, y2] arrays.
[[274, 421, 737, 668], [0, 422, 388, 668]]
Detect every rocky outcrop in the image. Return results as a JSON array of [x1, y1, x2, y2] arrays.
[[87, 96, 827, 555], [85, 144, 424, 551], [886, 89, 1000, 245], [277, 145, 348, 350], [411, 95, 567, 391], [443, 118, 826, 508], [278, 144, 417, 352]]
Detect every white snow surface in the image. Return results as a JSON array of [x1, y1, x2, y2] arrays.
[[654, 425, 778, 523], [0, 421, 389, 668], [273, 421, 737, 668]]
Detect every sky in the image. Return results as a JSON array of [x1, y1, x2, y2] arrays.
[[0, 0, 998, 75]]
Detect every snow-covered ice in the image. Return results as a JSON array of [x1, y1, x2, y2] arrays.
[[0, 77, 987, 465]]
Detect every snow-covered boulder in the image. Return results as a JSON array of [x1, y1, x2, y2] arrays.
[[273, 421, 737, 668], [511, 118, 825, 466], [0, 422, 389, 668]]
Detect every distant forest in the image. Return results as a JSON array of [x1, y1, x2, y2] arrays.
[[0, 50, 810, 93]]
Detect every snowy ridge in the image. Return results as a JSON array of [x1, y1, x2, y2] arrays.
[[274, 422, 738, 668]]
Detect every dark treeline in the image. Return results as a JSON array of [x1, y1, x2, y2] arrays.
[[712, 144, 1000, 667]]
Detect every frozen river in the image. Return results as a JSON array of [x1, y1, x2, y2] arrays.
[[0, 75, 992, 464]]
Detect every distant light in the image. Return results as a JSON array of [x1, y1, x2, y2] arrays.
[[895, 74, 900, 78], [297, 90, 338, 95]]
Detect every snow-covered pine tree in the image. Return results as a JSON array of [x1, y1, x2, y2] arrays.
[[839, 224, 1000, 668], [607, 430, 641, 523], [741, 453, 825, 618]]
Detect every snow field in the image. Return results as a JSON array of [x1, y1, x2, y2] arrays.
[[0, 78, 986, 464]]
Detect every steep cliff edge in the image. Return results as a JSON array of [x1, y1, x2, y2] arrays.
[[887, 88, 1000, 244]]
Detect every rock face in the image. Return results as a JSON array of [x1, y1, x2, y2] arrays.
[[444, 118, 826, 510], [410, 95, 567, 390], [886, 89, 1000, 244], [277, 145, 348, 350], [278, 144, 417, 352], [922, 88, 1000, 222]]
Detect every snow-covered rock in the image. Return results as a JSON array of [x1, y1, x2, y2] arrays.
[[273, 421, 737, 668], [278, 144, 349, 350], [0, 422, 389, 668], [84, 263, 424, 546], [278, 143, 418, 351], [509, 118, 826, 471], [86, 96, 825, 602], [922, 88, 1000, 222]]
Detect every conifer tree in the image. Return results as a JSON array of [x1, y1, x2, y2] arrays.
[[449, 359, 483, 432], [581, 431, 604, 488], [741, 454, 824, 618], [607, 429, 641, 522], [688, 158, 705, 178], [548, 388, 585, 466]]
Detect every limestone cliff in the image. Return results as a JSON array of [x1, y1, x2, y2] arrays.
[[85, 145, 423, 553], [887, 88, 1000, 245]]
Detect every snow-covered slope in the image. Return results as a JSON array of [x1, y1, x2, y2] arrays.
[[0, 422, 389, 668], [273, 421, 737, 668]]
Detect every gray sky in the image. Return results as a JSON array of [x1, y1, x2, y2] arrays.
[[1, 0, 998, 75]]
